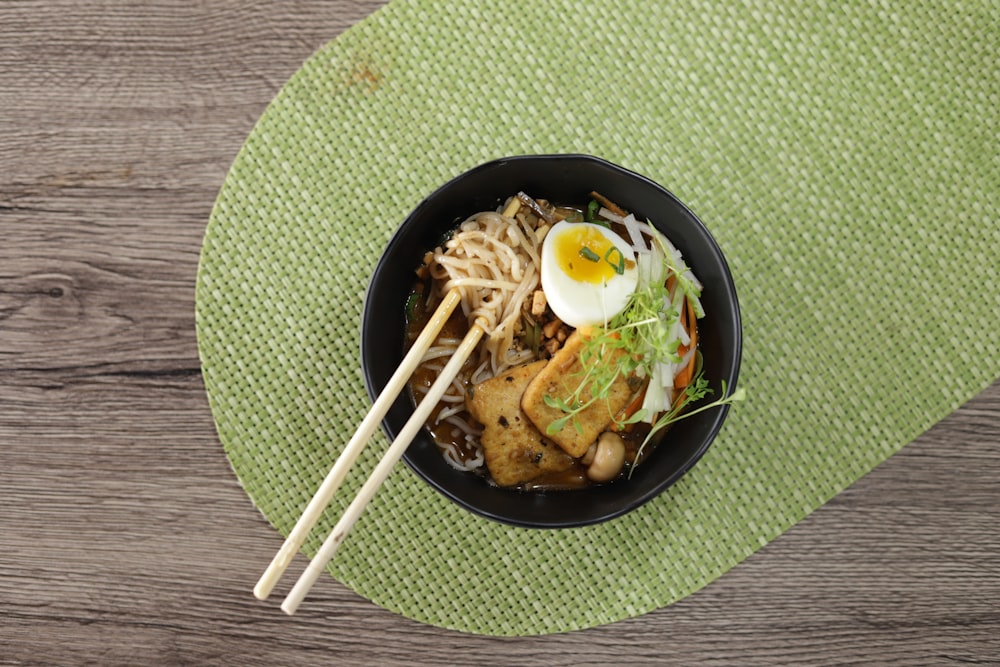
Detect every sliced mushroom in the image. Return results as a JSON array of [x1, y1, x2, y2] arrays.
[[586, 432, 626, 482]]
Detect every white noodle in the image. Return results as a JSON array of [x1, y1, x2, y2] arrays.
[[428, 209, 542, 376], [410, 205, 548, 471]]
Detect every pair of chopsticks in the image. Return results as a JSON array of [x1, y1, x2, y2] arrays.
[[254, 287, 485, 614]]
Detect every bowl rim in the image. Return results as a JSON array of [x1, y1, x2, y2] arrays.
[[361, 153, 742, 528]]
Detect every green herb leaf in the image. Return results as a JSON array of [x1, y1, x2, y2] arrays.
[[604, 247, 625, 274], [542, 394, 569, 411], [405, 292, 421, 320], [628, 377, 746, 477], [545, 415, 571, 435]]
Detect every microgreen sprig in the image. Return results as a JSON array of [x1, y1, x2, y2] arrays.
[[629, 377, 746, 477], [541, 331, 630, 435]]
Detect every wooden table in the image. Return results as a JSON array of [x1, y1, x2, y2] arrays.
[[3, 3, 998, 664]]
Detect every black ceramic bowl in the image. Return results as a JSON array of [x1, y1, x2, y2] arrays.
[[361, 155, 741, 528]]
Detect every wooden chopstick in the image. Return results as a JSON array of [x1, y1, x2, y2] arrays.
[[280, 320, 486, 615], [253, 288, 462, 601]]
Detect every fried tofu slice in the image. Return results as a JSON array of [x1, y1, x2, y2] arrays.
[[466, 360, 574, 487], [521, 329, 634, 458]]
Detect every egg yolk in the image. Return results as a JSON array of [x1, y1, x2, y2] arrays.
[[553, 225, 626, 284]]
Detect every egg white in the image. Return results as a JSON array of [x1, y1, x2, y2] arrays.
[[540, 221, 639, 327]]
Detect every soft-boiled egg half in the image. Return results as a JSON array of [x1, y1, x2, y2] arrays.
[[541, 221, 639, 327]]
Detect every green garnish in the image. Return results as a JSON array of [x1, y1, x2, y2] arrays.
[[629, 379, 746, 477], [522, 317, 541, 356], [585, 199, 610, 227], [604, 246, 625, 275], [541, 333, 629, 436], [579, 246, 601, 262], [405, 292, 421, 321]]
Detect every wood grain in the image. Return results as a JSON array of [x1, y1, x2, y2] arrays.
[[2, 2, 998, 665]]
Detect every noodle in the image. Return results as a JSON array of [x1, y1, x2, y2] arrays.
[[405, 201, 547, 473], [428, 208, 543, 378]]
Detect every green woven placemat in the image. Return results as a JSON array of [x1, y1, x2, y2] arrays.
[[196, 0, 999, 635]]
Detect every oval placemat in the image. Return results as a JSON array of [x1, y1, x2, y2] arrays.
[[196, 0, 999, 635]]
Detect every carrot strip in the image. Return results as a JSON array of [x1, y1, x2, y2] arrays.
[[673, 358, 694, 391], [673, 297, 698, 390]]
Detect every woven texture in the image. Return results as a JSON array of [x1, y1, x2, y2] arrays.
[[196, 0, 999, 635]]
